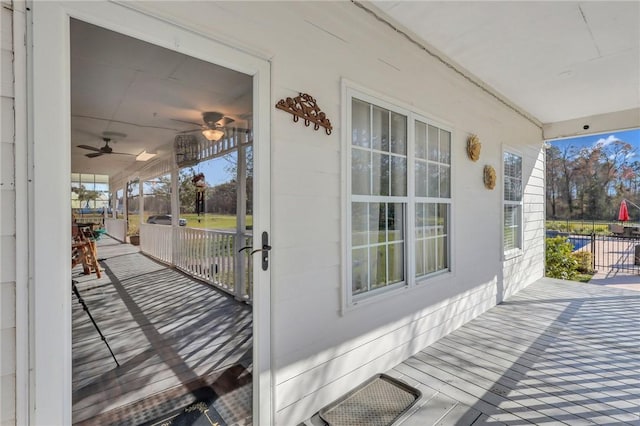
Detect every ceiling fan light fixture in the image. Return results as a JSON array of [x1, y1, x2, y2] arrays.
[[202, 128, 224, 141], [136, 150, 157, 162]]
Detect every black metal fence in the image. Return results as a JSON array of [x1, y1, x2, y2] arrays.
[[553, 231, 640, 274]]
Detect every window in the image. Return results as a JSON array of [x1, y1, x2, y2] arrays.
[[503, 150, 523, 256], [348, 90, 452, 303]]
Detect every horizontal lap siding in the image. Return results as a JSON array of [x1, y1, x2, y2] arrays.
[[1, 2, 16, 425]]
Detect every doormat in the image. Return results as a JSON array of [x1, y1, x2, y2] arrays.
[[140, 387, 227, 426], [318, 374, 421, 426]]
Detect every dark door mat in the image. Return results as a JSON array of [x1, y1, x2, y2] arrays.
[[318, 374, 421, 426], [139, 387, 227, 426]]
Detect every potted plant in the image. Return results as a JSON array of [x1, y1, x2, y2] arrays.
[[127, 223, 140, 246]]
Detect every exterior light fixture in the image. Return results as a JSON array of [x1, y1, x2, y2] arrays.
[[136, 150, 156, 161], [202, 128, 224, 141]]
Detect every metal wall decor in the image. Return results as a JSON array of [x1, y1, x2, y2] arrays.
[[276, 93, 333, 135], [467, 134, 481, 162], [484, 165, 496, 190]]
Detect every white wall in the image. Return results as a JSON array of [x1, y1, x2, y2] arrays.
[[125, 3, 545, 424], [12, 1, 546, 425], [0, 2, 16, 425]]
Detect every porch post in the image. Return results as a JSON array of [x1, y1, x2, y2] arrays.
[[171, 163, 179, 267], [234, 129, 247, 300], [139, 178, 144, 232]]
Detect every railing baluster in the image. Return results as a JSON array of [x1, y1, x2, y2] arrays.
[[139, 225, 252, 302]]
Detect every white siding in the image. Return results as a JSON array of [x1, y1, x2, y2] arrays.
[[0, 2, 16, 425], [131, 3, 546, 423], [18, 2, 547, 425]]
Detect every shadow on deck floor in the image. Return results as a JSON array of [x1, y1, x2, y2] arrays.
[[72, 236, 252, 425], [304, 278, 640, 425]]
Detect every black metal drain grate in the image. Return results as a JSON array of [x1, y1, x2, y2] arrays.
[[318, 374, 421, 426]]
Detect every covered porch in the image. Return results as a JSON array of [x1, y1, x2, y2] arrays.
[[304, 278, 640, 425], [72, 235, 252, 425]]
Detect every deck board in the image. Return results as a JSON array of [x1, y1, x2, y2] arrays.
[[393, 278, 640, 425], [72, 236, 252, 425]]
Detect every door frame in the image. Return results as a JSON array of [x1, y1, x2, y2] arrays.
[[26, 2, 272, 424]]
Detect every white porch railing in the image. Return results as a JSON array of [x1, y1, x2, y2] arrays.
[[140, 223, 172, 264], [104, 218, 127, 242], [139, 223, 253, 301]]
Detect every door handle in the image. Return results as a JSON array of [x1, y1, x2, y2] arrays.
[[238, 231, 271, 271], [259, 231, 270, 271]]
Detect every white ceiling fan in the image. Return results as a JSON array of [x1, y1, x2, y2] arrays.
[[174, 111, 235, 141]]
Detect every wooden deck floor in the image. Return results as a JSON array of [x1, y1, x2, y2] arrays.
[[72, 236, 252, 425], [389, 278, 640, 425]]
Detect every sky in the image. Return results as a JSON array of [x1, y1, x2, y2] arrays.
[[547, 128, 640, 154]]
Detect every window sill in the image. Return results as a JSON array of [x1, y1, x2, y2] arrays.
[[343, 271, 453, 315], [503, 248, 523, 261]]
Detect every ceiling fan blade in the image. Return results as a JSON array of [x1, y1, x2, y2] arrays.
[[86, 152, 104, 158], [218, 117, 235, 127], [77, 144, 102, 152], [171, 118, 203, 127]]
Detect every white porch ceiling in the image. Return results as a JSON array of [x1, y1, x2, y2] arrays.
[[371, 1, 640, 125], [71, 2, 640, 179], [71, 19, 252, 177]]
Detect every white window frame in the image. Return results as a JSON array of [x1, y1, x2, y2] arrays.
[[503, 147, 524, 259], [342, 82, 453, 310]]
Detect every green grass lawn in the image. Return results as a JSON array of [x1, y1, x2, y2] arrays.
[[126, 213, 252, 234], [181, 214, 252, 230]]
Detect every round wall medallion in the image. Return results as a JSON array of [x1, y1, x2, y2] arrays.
[[484, 165, 496, 190], [467, 134, 481, 162]]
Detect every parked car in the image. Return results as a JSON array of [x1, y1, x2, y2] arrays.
[[147, 214, 187, 226]]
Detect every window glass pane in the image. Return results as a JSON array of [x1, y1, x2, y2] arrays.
[[352, 148, 370, 195], [425, 203, 437, 237], [80, 173, 94, 184], [369, 202, 386, 244], [388, 242, 404, 283], [372, 153, 390, 196], [425, 238, 437, 274], [388, 203, 404, 242], [415, 202, 449, 279], [437, 203, 448, 236], [428, 125, 439, 162], [415, 203, 425, 238], [390, 112, 407, 155], [427, 163, 439, 197], [504, 205, 522, 250], [415, 241, 424, 276], [352, 202, 368, 246], [415, 160, 427, 197], [390, 156, 407, 196], [372, 106, 390, 152], [436, 236, 447, 271], [352, 247, 369, 295], [370, 245, 387, 289], [439, 129, 451, 164], [505, 176, 523, 202], [352, 99, 370, 148], [415, 121, 427, 160], [440, 165, 450, 198]]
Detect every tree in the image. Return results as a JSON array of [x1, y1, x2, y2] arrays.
[[546, 138, 636, 221], [72, 185, 101, 209]]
